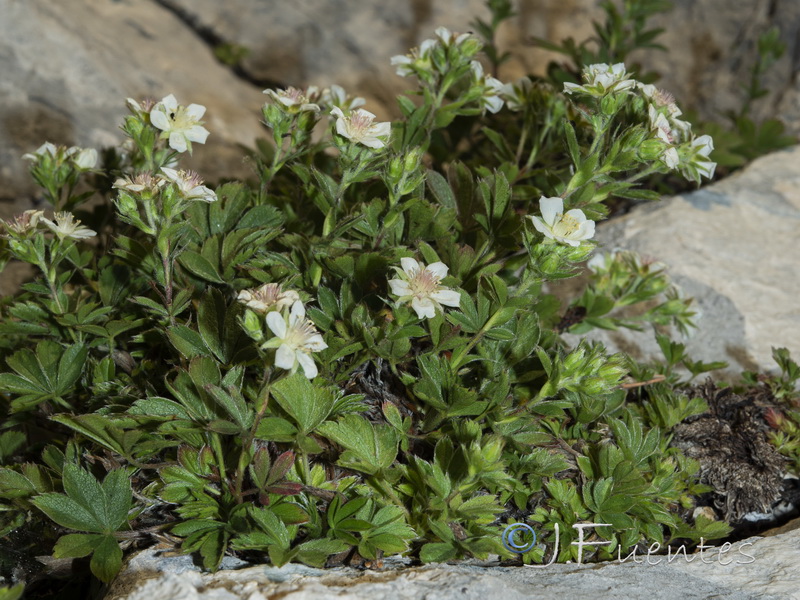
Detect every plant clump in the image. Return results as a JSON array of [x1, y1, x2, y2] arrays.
[[0, 1, 799, 592]]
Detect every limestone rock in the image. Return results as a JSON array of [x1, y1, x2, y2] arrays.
[[563, 145, 800, 380], [105, 528, 800, 599]]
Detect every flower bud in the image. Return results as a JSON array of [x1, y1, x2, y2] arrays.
[[241, 309, 265, 342], [638, 139, 665, 162]]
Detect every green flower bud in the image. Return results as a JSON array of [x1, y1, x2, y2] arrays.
[[638, 139, 666, 162], [241, 309, 264, 342]]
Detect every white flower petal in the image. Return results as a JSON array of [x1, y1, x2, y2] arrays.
[[426, 262, 449, 280], [275, 344, 296, 370], [528, 215, 552, 238], [400, 257, 420, 275], [149, 109, 170, 131], [389, 279, 412, 297], [431, 289, 461, 307], [564, 209, 587, 224], [266, 311, 287, 338], [289, 300, 305, 324], [185, 125, 210, 144], [305, 334, 328, 351], [539, 197, 563, 226], [160, 94, 178, 111], [411, 297, 436, 319], [296, 352, 318, 379], [186, 103, 206, 120], [575, 220, 595, 241], [168, 132, 188, 153]]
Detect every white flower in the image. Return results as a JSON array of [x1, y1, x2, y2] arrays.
[[564, 63, 636, 96], [22, 142, 57, 162], [263, 86, 320, 113], [388, 257, 461, 319], [237, 283, 300, 314], [528, 197, 595, 247], [161, 167, 216, 202], [40, 211, 97, 240], [113, 173, 166, 196], [71, 147, 97, 170], [391, 38, 437, 77], [321, 85, 366, 111], [680, 135, 716, 183], [500, 76, 533, 112], [264, 301, 327, 379], [434, 26, 472, 48], [126, 97, 155, 114], [3, 210, 44, 236], [470, 61, 505, 114], [149, 94, 210, 154], [330, 107, 391, 149]]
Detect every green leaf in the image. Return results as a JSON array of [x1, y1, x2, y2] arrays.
[[90, 534, 124, 583], [179, 250, 225, 283], [168, 326, 211, 358], [318, 415, 398, 475], [31, 493, 102, 532], [420, 542, 457, 563], [53, 533, 103, 558], [270, 373, 335, 435]]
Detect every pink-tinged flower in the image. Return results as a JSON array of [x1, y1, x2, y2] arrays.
[[40, 211, 96, 240], [161, 167, 216, 203], [263, 86, 320, 113], [126, 97, 156, 114], [113, 173, 166, 196], [388, 257, 461, 319], [528, 197, 595, 247], [237, 283, 300, 314], [2, 210, 44, 237], [264, 301, 327, 379], [149, 94, 210, 154], [330, 107, 391, 149]]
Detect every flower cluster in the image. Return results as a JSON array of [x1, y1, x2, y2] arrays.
[[388, 258, 461, 319], [237, 284, 327, 379], [390, 26, 481, 82], [637, 82, 716, 180], [23, 142, 98, 171], [149, 94, 210, 154]]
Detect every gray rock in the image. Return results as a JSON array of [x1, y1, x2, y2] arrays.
[[563, 145, 800, 380], [0, 0, 265, 213], [105, 526, 800, 599]]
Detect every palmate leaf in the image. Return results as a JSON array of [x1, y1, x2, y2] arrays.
[[318, 415, 398, 475], [0, 341, 88, 411], [31, 465, 132, 534], [270, 373, 335, 435]]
